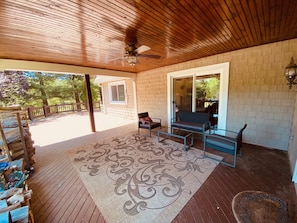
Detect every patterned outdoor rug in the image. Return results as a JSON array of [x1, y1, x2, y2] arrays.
[[232, 190, 289, 223], [67, 134, 222, 223]]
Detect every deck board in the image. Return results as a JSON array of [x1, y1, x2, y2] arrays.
[[27, 128, 297, 223]]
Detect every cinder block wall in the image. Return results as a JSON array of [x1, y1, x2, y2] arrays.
[[136, 39, 297, 151]]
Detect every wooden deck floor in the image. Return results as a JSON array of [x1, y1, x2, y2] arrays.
[[27, 120, 297, 223]]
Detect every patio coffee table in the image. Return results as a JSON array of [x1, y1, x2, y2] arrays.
[[157, 128, 194, 151]]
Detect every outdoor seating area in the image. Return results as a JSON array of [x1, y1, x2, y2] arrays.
[[138, 110, 248, 168], [23, 115, 296, 222]]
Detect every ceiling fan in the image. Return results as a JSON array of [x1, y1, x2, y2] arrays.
[[122, 43, 160, 66]]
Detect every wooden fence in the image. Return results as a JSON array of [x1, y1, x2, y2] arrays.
[[26, 102, 101, 120]]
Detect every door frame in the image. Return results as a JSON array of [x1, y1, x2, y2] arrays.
[[167, 62, 230, 130]]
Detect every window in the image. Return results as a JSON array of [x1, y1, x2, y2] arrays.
[[108, 81, 126, 104]]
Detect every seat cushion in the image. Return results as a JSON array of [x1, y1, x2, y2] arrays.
[[139, 121, 161, 129], [178, 111, 210, 123], [172, 121, 204, 132], [205, 136, 236, 154]]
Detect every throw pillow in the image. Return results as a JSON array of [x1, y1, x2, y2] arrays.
[[140, 117, 152, 124]]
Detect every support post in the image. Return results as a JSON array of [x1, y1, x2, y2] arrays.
[[85, 74, 96, 132]]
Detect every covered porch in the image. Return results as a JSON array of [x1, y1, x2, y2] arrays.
[[26, 112, 297, 222]]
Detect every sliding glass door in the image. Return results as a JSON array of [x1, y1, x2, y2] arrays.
[[173, 74, 220, 126], [173, 77, 193, 113], [168, 62, 229, 130]]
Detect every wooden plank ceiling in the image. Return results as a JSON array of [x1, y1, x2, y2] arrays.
[[0, 0, 297, 73]]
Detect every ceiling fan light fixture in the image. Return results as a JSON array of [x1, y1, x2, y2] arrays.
[[126, 53, 137, 66]]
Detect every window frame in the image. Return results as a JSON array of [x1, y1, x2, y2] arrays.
[[108, 80, 127, 105]]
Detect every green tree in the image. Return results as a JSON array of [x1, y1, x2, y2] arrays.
[[26, 72, 57, 106], [80, 77, 100, 103], [196, 77, 220, 100], [0, 71, 29, 107], [205, 78, 220, 99], [196, 80, 207, 100], [25, 72, 100, 107]]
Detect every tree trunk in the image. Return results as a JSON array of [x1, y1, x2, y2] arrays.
[[36, 72, 50, 115], [71, 75, 81, 111]]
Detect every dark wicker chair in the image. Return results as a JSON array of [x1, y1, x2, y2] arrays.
[[138, 112, 161, 137], [203, 124, 247, 168]]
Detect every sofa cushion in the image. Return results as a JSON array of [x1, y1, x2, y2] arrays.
[[139, 121, 161, 129], [178, 111, 210, 123], [205, 136, 235, 151], [171, 121, 205, 132]]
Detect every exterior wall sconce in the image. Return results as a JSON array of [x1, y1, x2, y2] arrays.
[[285, 57, 297, 89]]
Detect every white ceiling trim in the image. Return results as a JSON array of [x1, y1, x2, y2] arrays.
[[94, 75, 132, 84], [0, 59, 136, 78]]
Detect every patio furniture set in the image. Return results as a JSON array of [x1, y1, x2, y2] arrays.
[[138, 111, 247, 168]]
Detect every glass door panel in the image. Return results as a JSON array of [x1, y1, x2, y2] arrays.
[[195, 74, 220, 126], [173, 77, 193, 114], [168, 62, 229, 130]]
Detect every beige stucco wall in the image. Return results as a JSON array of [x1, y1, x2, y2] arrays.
[[102, 79, 137, 120], [136, 39, 297, 153]]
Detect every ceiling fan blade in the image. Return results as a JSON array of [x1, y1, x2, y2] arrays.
[[138, 54, 161, 59], [108, 56, 123, 62], [136, 45, 151, 54]]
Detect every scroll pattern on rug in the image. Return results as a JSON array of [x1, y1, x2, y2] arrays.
[[68, 134, 221, 223]]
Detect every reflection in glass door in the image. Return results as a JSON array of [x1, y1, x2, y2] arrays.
[[195, 74, 220, 126], [173, 77, 193, 114], [172, 74, 220, 126]]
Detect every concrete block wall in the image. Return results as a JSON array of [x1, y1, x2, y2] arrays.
[[136, 38, 297, 151]]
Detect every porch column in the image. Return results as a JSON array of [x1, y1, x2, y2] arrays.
[[85, 74, 96, 132]]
